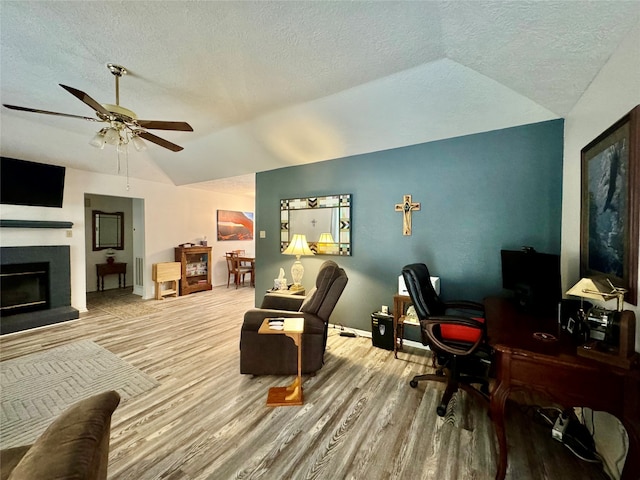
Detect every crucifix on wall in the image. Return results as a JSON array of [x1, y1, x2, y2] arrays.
[[395, 194, 421, 236]]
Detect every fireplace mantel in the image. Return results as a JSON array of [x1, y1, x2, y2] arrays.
[[0, 220, 73, 229]]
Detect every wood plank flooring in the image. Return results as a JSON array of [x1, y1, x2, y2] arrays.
[[0, 287, 609, 479]]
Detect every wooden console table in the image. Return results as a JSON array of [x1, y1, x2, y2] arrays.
[[485, 296, 640, 480], [258, 318, 304, 406], [96, 262, 126, 291]]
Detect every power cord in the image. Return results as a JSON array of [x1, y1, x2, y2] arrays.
[[331, 323, 358, 337], [528, 406, 602, 465]]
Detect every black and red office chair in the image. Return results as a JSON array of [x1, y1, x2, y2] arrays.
[[401, 263, 492, 417]]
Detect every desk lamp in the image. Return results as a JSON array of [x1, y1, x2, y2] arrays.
[[283, 234, 314, 291], [566, 277, 627, 311], [567, 277, 636, 368]]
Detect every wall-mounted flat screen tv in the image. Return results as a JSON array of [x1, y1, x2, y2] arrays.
[[0, 157, 65, 208]]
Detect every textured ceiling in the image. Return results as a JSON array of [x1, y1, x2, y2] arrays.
[[1, 1, 639, 195]]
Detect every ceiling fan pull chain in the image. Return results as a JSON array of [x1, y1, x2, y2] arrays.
[[125, 145, 130, 191], [117, 139, 123, 175]]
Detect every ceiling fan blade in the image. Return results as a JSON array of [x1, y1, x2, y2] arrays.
[[136, 130, 184, 152], [2, 104, 102, 122], [59, 84, 111, 117], [136, 120, 193, 132]]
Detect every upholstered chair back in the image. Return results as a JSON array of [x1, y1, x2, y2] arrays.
[[300, 260, 348, 322]]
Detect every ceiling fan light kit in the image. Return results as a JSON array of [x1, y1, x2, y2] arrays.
[[2, 63, 193, 157], [89, 129, 107, 149]]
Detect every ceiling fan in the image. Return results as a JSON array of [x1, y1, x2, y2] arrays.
[[2, 63, 193, 152]]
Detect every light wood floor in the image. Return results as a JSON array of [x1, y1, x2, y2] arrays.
[[0, 287, 609, 479]]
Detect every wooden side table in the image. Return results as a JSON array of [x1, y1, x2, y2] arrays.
[[152, 262, 181, 300], [393, 294, 413, 358], [266, 288, 306, 296], [96, 262, 126, 291], [258, 317, 305, 406]]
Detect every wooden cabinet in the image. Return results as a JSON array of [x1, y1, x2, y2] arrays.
[[174, 246, 212, 296]]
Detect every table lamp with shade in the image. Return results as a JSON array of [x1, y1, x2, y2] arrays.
[[283, 234, 314, 291], [317, 232, 336, 254]]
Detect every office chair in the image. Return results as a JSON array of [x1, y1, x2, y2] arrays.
[[401, 263, 492, 417]]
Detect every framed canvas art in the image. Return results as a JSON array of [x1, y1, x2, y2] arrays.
[[580, 105, 639, 305], [217, 210, 254, 241]]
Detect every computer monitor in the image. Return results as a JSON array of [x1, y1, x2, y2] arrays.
[[501, 248, 561, 313]]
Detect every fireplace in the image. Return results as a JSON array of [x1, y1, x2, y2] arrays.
[[1, 262, 50, 315], [0, 246, 79, 334]]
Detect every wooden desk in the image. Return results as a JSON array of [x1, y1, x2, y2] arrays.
[[485, 296, 640, 480], [96, 262, 126, 291], [258, 318, 304, 406]]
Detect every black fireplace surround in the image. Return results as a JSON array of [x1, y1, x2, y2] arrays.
[[0, 246, 79, 334]]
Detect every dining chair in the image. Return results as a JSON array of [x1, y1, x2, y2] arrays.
[[225, 252, 253, 288]]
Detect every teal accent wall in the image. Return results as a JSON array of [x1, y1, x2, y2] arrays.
[[255, 119, 564, 336]]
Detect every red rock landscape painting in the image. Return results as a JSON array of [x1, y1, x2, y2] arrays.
[[217, 210, 254, 241]]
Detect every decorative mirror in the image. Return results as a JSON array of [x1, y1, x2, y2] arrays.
[[281, 194, 351, 255], [92, 210, 124, 251]]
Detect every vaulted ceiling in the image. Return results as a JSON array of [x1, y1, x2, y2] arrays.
[[1, 1, 639, 195]]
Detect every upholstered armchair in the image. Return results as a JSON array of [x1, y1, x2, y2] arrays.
[[240, 260, 348, 375], [0, 390, 121, 480]]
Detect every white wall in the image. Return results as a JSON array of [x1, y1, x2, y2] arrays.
[[0, 168, 254, 311], [562, 21, 640, 479], [562, 20, 640, 351]]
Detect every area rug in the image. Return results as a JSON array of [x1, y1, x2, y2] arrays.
[[95, 302, 160, 319], [0, 339, 159, 449]]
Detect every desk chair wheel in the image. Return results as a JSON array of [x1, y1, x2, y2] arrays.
[[436, 404, 447, 417], [409, 379, 418, 388]]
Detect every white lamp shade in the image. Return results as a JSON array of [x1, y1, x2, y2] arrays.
[[131, 135, 147, 151], [104, 128, 120, 145], [89, 131, 106, 149], [283, 234, 314, 257], [317, 232, 336, 254]]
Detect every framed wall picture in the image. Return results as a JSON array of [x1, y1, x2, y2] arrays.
[[580, 105, 639, 305], [217, 210, 254, 241]]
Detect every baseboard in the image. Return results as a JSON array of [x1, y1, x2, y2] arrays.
[[328, 323, 428, 351]]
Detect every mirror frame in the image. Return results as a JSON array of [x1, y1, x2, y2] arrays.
[[281, 194, 351, 256], [92, 210, 125, 251]]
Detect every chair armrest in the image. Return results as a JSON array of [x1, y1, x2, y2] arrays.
[[443, 300, 485, 314], [421, 315, 485, 356], [243, 308, 304, 326], [260, 293, 305, 311]]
